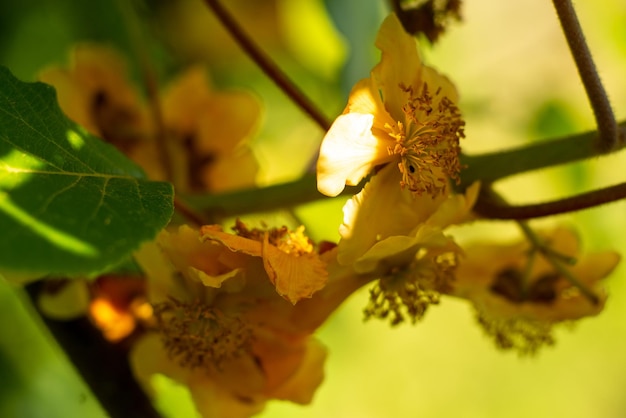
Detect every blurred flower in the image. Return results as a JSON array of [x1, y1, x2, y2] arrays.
[[316, 13, 463, 197], [450, 227, 620, 354], [38, 44, 260, 193], [38, 275, 151, 342], [159, 67, 260, 193], [38, 44, 150, 151], [131, 223, 369, 417]]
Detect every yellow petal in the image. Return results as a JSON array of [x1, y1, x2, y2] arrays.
[[129, 333, 192, 397], [186, 375, 266, 418], [202, 226, 327, 304], [371, 13, 424, 121], [343, 77, 387, 117], [316, 113, 392, 196], [353, 226, 457, 275], [452, 227, 620, 323], [372, 13, 459, 125], [134, 239, 187, 304], [268, 337, 328, 405], [261, 236, 328, 304], [197, 91, 261, 155], [37, 280, 90, 320], [337, 164, 446, 265], [39, 43, 144, 137], [203, 146, 259, 192], [425, 181, 480, 228]]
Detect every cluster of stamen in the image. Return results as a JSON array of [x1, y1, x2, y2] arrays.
[[153, 297, 253, 370], [476, 310, 555, 356], [233, 219, 314, 256], [364, 253, 456, 325], [386, 82, 464, 196]]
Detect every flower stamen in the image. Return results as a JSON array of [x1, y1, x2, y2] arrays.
[[386, 82, 464, 196], [364, 252, 457, 325], [232, 219, 314, 256], [154, 298, 253, 370]]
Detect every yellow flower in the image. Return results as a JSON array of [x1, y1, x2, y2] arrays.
[[316, 13, 463, 197], [37, 275, 152, 342], [39, 45, 260, 194], [160, 67, 260, 193], [131, 224, 367, 417], [450, 227, 620, 354], [38, 43, 150, 148], [337, 164, 479, 267], [337, 163, 479, 324]]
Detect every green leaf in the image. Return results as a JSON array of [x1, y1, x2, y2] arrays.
[[0, 65, 173, 282]]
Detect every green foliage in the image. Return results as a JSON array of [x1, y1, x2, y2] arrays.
[[0, 66, 173, 282]]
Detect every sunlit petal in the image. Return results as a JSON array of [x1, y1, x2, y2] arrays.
[[316, 113, 393, 196]]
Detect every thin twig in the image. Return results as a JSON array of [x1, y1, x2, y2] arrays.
[[517, 221, 599, 304], [118, 0, 174, 181], [474, 181, 626, 220], [203, 0, 332, 132], [174, 196, 209, 226], [552, 0, 621, 152]]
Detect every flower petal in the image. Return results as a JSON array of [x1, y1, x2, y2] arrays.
[[261, 235, 328, 304], [267, 337, 327, 404], [337, 164, 446, 265], [316, 112, 393, 196], [201, 226, 328, 304], [371, 13, 423, 121], [372, 13, 459, 120], [37, 280, 90, 320], [129, 333, 192, 397]]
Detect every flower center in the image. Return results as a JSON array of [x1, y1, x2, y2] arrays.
[[154, 298, 253, 370], [385, 82, 464, 196], [490, 266, 559, 304], [233, 219, 314, 256]]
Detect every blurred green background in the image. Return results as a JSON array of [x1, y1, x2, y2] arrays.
[[2, 0, 626, 417]]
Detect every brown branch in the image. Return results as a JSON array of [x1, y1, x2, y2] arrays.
[[474, 182, 626, 220], [203, 0, 331, 132], [552, 0, 622, 152], [174, 196, 209, 226]]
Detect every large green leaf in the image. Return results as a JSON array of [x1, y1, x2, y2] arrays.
[[0, 65, 173, 281]]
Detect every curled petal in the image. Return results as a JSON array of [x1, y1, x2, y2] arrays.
[[262, 236, 328, 304], [201, 226, 328, 304]]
